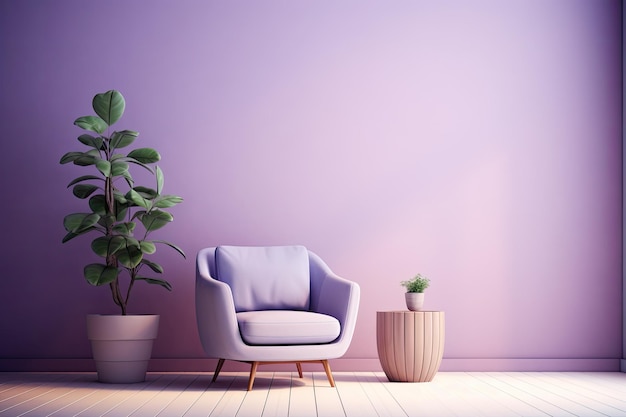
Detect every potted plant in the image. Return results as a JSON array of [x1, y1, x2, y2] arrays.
[[401, 274, 430, 311], [60, 90, 185, 383]]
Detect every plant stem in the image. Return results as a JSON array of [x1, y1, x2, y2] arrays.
[[124, 268, 138, 311], [110, 281, 126, 315], [104, 137, 126, 315]]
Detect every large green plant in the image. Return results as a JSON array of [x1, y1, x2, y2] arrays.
[[60, 90, 185, 315]]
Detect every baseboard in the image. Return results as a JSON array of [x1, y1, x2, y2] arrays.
[[0, 358, 382, 373], [0, 357, 621, 373], [439, 358, 621, 372]]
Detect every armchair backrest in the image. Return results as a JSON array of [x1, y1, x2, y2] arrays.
[[215, 245, 311, 312]]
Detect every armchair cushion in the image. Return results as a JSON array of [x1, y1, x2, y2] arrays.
[[215, 245, 310, 312], [236, 310, 340, 345]]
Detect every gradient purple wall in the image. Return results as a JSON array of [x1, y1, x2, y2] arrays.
[[0, 0, 622, 372]]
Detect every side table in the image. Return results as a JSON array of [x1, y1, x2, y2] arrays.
[[376, 310, 445, 382]]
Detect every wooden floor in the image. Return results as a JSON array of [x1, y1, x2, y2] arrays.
[[1, 371, 625, 417]]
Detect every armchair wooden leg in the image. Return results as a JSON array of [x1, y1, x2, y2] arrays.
[[247, 361, 259, 391], [322, 360, 335, 387], [218, 359, 335, 390], [212, 358, 225, 383]]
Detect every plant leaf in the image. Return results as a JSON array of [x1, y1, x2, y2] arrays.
[[127, 189, 151, 209], [131, 210, 147, 222], [88, 195, 106, 215], [140, 258, 163, 274], [93, 90, 125, 126], [95, 160, 111, 177], [127, 148, 160, 164], [61, 231, 80, 243], [110, 160, 129, 177], [116, 206, 129, 222], [97, 214, 117, 229], [140, 240, 156, 254], [84, 263, 119, 286], [63, 213, 100, 233], [67, 175, 103, 187], [133, 186, 157, 199], [135, 276, 172, 291], [72, 184, 99, 199], [141, 210, 173, 232], [113, 190, 129, 204], [122, 171, 134, 187], [78, 134, 103, 150], [154, 195, 183, 208], [91, 236, 125, 257], [72, 149, 100, 166], [74, 115, 108, 134], [60, 151, 84, 164], [113, 222, 136, 235], [88, 194, 128, 220], [110, 130, 138, 150], [153, 240, 186, 259], [156, 166, 164, 195], [117, 239, 143, 268]]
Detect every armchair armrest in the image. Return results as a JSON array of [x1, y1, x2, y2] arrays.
[[309, 251, 360, 344], [195, 248, 243, 358]]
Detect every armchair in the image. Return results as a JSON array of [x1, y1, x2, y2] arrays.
[[196, 245, 360, 390]]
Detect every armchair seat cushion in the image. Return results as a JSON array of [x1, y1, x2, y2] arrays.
[[237, 310, 341, 345]]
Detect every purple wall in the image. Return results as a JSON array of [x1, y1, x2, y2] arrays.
[[0, 0, 622, 372]]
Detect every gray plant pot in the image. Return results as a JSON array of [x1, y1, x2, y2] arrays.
[[86, 314, 159, 383], [405, 292, 425, 311]]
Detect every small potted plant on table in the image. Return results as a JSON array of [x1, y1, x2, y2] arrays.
[[401, 274, 430, 311]]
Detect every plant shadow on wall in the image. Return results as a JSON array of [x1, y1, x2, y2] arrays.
[[59, 90, 186, 383]]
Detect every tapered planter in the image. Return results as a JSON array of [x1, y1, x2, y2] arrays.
[[86, 314, 159, 383]]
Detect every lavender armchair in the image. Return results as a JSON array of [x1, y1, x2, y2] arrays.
[[196, 245, 360, 390]]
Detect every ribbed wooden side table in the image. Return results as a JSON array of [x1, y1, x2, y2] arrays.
[[376, 311, 445, 382]]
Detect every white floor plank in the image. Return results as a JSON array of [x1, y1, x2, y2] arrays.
[[412, 373, 488, 417], [46, 376, 132, 417], [18, 374, 108, 417], [73, 374, 169, 417], [236, 372, 273, 417], [154, 373, 211, 417], [500, 372, 610, 417], [377, 375, 457, 417], [287, 372, 317, 417], [127, 374, 199, 417], [260, 372, 292, 417], [519, 372, 626, 417], [311, 372, 346, 417], [436, 372, 526, 417], [97, 373, 181, 416], [334, 371, 387, 417], [207, 372, 249, 417], [552, 372, 626, 401], [181, 372, 236, 417], [353, 372, 407, 417], [479, 372, 576, 417], [0, 374, 77, 416], [465, 373, 551, 417]]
